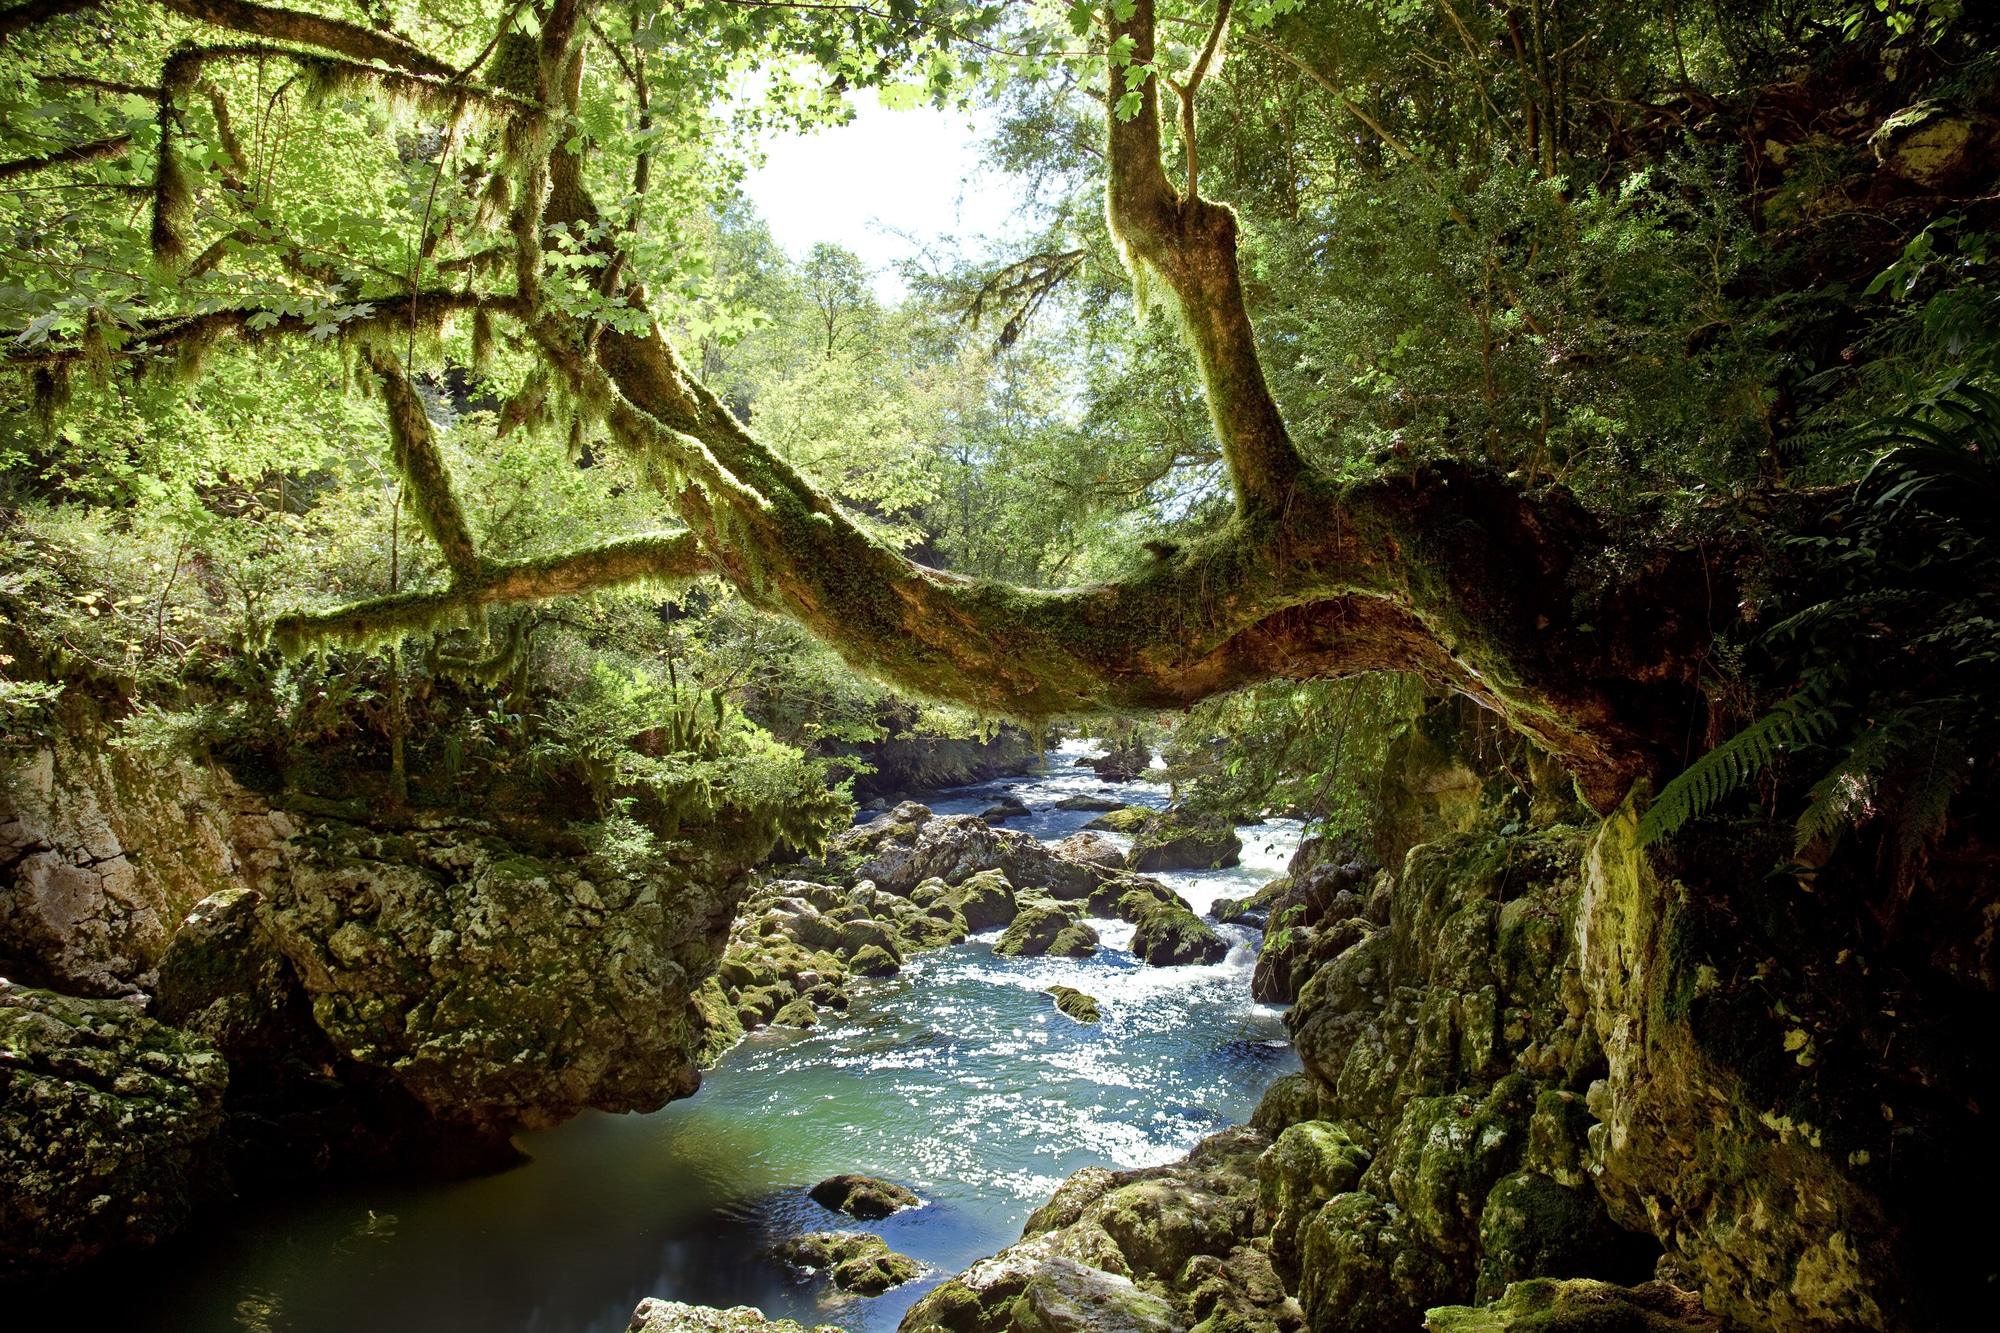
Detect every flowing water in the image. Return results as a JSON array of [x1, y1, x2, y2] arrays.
[[25, 744, 1302, 1333]]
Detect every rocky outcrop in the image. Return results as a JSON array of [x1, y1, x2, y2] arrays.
[[901, 1126, 1292, 1333], [996, 904, 1099, 958], [0, 736, 293, 999], [777, 1231, 925, 1294], [0, 981, 228, 1277], [1125, 813, 1242, 874], [629, 1299, 847, 1333], [827, 803, 1104, 899], [1048, 985, 1101, 1023], [1424, 1278, 1721, 1333], [1129, 906, 1228, 967], [810, 1172, 923, 1219]]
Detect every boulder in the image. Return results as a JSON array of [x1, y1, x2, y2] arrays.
[[773, 998, 818, 1028], [912, 869, 1019, 931], [849, 943, 901, 977], [1212, 877, 1289, 926], [1046, 985, 1101, 1024], [1128, 906, 1228, 966], [264, 818, 740, 1131], [828, 806, 1100, 900], [1050, 831, 1126, 870], [776, 1230, 924, 1294], [1087, 744, 1152, 783], [628, 1299, 847, 1333], [1083, 807, 1153, 834], [899, 1238, 1185, 1333], [1055, 796, 1125, 812], [995, 905, 1099, 958], [1423, 1278, 1721, 1333], [0, 981, 228, 1276], [810, 1172, 923, 1219], [1125, 813, 1241, 873], [1083, 875, 1190, 922]]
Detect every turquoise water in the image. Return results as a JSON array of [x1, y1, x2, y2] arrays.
[[25, 746, 1301, 1333]]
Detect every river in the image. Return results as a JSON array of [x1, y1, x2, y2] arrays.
[[23, 743, 1302, 1333]]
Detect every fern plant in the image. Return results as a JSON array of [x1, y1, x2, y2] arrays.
[[1641, 381, 1998, 882]]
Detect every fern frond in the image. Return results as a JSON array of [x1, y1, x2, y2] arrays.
[[1638, 690, 1837, 846]]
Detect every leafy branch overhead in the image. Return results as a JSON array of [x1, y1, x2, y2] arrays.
[[2, 0, 1994, 834]]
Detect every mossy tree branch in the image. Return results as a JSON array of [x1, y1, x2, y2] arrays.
[[268, 532, 710, 654], [366, 346, 483, 585], [12, 0, 1722, 813], [0, 134, 131, 180], [155, 0, 456, 77]]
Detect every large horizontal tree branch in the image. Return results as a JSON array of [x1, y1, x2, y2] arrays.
[[0, 133, 130, 181], [156, 0, 455, 77], [0, 0, 100, 41], [268, 532, 710, 653], [3, 290, 521, 367]]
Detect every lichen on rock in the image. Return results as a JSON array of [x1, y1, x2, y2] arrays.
[[628, 1298, 848, 1333], [0, 980, 228, 1276]]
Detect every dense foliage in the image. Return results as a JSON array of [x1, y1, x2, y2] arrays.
[[0, 0, 1995, 874]]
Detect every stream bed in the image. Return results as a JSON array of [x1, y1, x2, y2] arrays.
[[25, 744, 1302, 1333]]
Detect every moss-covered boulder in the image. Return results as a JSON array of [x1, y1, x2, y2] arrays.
[[1082, 874, 1189, 922], [1473, 1172, 1639, 1303], [0, 981, 228, 1276], [266, 817, 743, 1131], [898, 1239, 1186, 1333], [1254, 1120, 1371, 1280], [1056, 795, 1125, 812], [1083, 806, 1154, 834], [810, 1172, 923, 1219], [849, 943, 902, 977], [777, 1230, 925, 1294], [1047, 985, 1101, 1023], [1423, 1278, 1720, 1333], [628, 1299, 848, 1333], [1124, 813, 1242, 873], [995, 904, 1099, 958], [1128, 905, 1228, 966], [826, 804, 1099, 899]]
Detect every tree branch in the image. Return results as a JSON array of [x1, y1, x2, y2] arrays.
[[366, 346, 483, 584], [0, 134, 131, 181], [1105, 0, 1305, 520], [156, 0, 456, 77], [0, 0, 98, 41], [269, 533, 711, 653]]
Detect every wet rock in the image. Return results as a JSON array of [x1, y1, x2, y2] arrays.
[[1046, 985, 1101, 1024], [1423, 1277, 1721, 1333], [849, 943, 902, 977], [981, 796, 1033, 824], [1124, 813, 1241, 874], [810, 1172, 923, 1219], [828, 806, 1101, 900], [773, 998, 819, 1028], [777, 1230, 925, 1294], [1051, 831, 1126, 870], [899, 1238, 1186, 1333], [1055, 796, 1126, 812], [913, 869, 1019, 931], [900, 911, 970, 951], [996, 904, 1098, 958], [265, 819, 734, 1132], [1128, 906, 1227, 967], [1254, 1120, 1370, 1280], [628, 1298, 848, 1333], [1083, 807, 1154, 834], [0, 981, 228, 1276], [1083, 875, 1189, 922], [1211, 877, 1288, 926]]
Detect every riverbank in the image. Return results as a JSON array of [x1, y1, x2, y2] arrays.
[[7, 744, 1301, 1333]]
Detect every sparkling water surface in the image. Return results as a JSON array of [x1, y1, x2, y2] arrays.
[[29, 743, 1301, 1333]]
